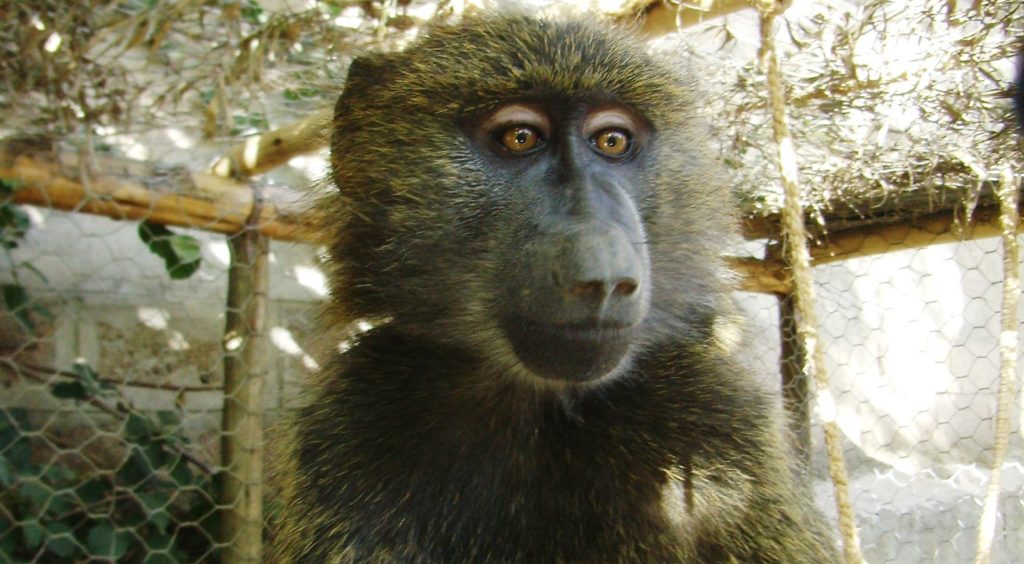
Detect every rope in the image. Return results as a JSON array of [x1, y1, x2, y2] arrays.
[[751, 2, 863, 561], [973, 165, 1020, 564]]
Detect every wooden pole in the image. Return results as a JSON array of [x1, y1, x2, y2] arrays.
[[219, 201, 269, 563]]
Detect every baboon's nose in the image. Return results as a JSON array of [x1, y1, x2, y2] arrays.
[[500, 221, 647, 382], [550, 222, 646, 325]]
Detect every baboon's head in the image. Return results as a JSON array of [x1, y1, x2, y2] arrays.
[[327, 15, 732, 385]]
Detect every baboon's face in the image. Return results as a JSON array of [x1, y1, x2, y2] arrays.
[[330, 17, 725, 385], [462, 102, 652, 382]]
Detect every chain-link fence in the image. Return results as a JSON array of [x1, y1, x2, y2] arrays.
[[735, 230, 1024, 562], [1, 0, 1021, 562], [0, 204, 324, 561]]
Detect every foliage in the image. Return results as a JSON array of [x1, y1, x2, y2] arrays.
[[0, 0, 391, 138], [0, 1, 135, 132], [0, 363, 217, 562], [0, 178, 51, 331]]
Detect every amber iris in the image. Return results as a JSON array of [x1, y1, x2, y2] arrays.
[[501, 126, 542, 153], [592, 128, 631, 157]]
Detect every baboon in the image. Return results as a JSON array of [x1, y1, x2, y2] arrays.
[[275, 14, 839, 563]]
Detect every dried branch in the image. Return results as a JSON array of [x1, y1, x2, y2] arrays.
[[210, 108, 331, 179]]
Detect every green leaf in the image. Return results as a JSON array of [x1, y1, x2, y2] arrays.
[[72, 362, 99, 381], [0, 541, 15, 561], [150, 509, 172, 534], [71, 363, 103, 397], [0, 535, 15, 561], [156, 410, 180, 429], [20, 262, 49, 285], [319, 2, 343, 17], [21, 522, 44, 549], [139, 222, 202, 280], [143, 532, 174, 554], [0, 177, 23, 193], [242, 0, 264, 24], [169, 235, 201, 263], [284, 88, 320, 101], [168, 259, 201, 280], [0, 204, 30, 244], [0, 518, 14, 560], [125, 413, 153, 442], [42, 466, 76, 488], [4, 435, 32, 471], [47, 533, 78, 558], [168, 457, 194, 487], [45, 521, 71, 535], [2, 284, 35, 330], [232, 113, 269, 130], [86, 523, 115, 557], [20, 481, 51, 517], [199, 89, 216, 105], [117, 447, 152, 486], [75, 476, 112, 505], [144, 441, 171, 469], [45, 521, 78, 558], [0, 458, 10, 486], [44, 490, 74, 516], [114, 531, 133, 558], [31, 300, 52, 321], [138, 492, 166, 512], [85, 524, 132, 559], [51, 380, 88, 400]]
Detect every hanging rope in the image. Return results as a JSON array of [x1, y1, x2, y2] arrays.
[[750, 2, 863, 562], [973, 165, 1021, 564]]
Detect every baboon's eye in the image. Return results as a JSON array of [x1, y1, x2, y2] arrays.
[[500, 125, 544, 153], [591, 128, 632, 158]]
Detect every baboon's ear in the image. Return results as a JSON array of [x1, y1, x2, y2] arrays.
[[334, 54, 395, 127], [331, 54, 396, 189], [341, 54, 395, 96]]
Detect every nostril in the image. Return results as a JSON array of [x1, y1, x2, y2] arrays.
[[570, 280, 606, 298], [613, 279, 638, 296], [567, 279, 638, 300]]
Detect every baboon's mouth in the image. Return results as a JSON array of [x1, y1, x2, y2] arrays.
[[501, 317, 636, 383]]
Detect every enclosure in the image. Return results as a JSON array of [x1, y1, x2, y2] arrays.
[[0, 0, 1021, 562]]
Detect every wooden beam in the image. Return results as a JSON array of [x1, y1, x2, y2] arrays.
[[730, 206, 1021, 294], [1, 143, 316, 243], [809, 205, 1016, 266], [728, 256, 789, 294], [4, 142, 1019, 295]]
